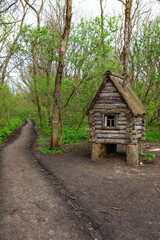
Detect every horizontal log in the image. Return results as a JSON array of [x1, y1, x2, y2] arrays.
[[136, 118, 142, 122], [132, 134, 142, 140], [119, 112, 127, 117], [117, 126, 126, 130], [96, 139, 127, 144], [105, 82, 113, 87], [95, 130, 126, 134], [91, 108, 130, 114], [118, 117, 127, 121], [96, 99, 124, 104], [95, 121, 102, 125], [94, 116, 102, 121], [99, 92, 121, 98], [94, 112, 101, 117], [96, 133, 126, 139], [135, 126, 142, 130], [118, 121, 127, 125], [95, 125, 103, 129], [93, 104, 127, 109], [136, 122, 143, 126], [98, 97, 123, 101], [102, 87, 117, 92]]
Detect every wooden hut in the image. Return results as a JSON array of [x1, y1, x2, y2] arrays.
[[86, 71, 147, 165]]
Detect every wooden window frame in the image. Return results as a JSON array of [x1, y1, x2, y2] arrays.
[[102, 113, 118, 129]]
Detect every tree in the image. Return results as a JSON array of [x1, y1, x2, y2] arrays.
[[50, 0, 72, 149], [0, 0, 27, 85], [130, 18, 160, 125]]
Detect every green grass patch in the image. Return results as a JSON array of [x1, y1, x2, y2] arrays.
[[146, 126, 160, 142], [39, 146, 69, 154], [38, 122, 89, 145], [0, 118, 22, 145], [140, 153, 156, 160]]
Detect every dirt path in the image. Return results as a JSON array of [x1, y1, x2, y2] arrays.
[[0, 120, 90, 240]]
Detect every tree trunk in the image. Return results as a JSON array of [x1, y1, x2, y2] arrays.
[[50, 0, 72, 149], [32, 44, 43, 127], [100, 0, 105, 57], [123, 0, 132, 87]]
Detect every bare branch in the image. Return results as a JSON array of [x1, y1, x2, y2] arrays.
[[24, 0, 44, 26], [0, 0, 18, 14], [117, 0, 126, 6]]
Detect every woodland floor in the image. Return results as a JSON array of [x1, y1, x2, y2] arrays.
[[0, 120, 160, 240]]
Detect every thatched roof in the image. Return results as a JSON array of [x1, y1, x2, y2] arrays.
[[86, 71, 147, 117]]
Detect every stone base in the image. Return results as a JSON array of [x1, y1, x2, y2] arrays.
[[91, 143, 106, 161], [126, 144, 139, 165]]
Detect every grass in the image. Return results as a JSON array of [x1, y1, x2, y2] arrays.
[[140, 153, 156, 160], [0, 118, 22, 145], [146, 126, 160, 142], [38, 122, 89, 145], [39, 146, 69, 154]]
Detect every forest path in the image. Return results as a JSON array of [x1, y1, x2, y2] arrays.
[[0, 120, 89, 240]]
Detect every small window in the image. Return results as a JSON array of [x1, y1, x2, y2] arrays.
[[104, 115, 115, 127]]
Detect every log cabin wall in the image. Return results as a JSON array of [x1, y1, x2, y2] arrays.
[[88, 80, 130, 144]]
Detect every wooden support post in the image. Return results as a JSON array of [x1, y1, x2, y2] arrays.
[[126, 144, 139, 165], [138, 141, 143, 154], [91, 143, 106, 161]]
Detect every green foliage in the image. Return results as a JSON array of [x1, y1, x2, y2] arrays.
[[39, 146, 68, 154], [0, 118, 22, 145], [140, 153, 156, 160], [62, 126, 89, 144], [146, 127, 160, 142], [131, 18, 160, 126]]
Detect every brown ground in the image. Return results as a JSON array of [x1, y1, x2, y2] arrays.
[[0, 120, 160, 240]]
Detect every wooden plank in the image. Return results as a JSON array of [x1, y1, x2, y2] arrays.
[[136, 122, 143, 126], [118, 121, 127, 125], [99, 92, 121, 98], [136, 117, 142, 122], [96, 99, 124, 104], [95, 121, 102, 125], [91, 108, 130, 114], [95, 129, 126, 134], [93, 104, 127, 109], [96, 139, 127, 144], [132, 134, 142, 140], [135, 126, 142, 130], [118, 126, 127, 130], [94, 112, 101, 117], [119, 112, 127, 117], [94, 116, 102, 121], [118, 117, 127, 121], [105, 82, 113, 87], [102, 87, 117, 93], [96, 133, 126, 139], [98, 97, 123, 101]]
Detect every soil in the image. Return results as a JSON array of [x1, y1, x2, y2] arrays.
[[0, 120, 160, 240]]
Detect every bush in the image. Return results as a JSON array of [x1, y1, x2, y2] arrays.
[[0, 118, 22, 145], [146, 126, 160, 142]]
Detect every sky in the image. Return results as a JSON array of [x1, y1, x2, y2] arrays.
[[72, 0, 160, 21], [26, 0, 160, 26]]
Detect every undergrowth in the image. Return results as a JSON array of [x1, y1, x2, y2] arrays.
[[38, 121, 89, 145], [0, 118, 22, 145], [140, 153, 156, 160], [146, 126, 160, 142]]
